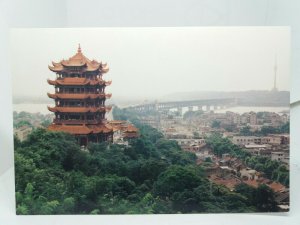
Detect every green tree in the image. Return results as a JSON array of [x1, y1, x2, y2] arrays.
[[153, 165, 202, 197], [211, 120, 221, 129], [235, 183, 256, 206], [14, 109, 283, 214], [240, 126, 252, 136], [254, 184, 278, 212]]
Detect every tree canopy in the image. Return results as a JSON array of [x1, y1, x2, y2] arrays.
[[14, 108, 280, 214]]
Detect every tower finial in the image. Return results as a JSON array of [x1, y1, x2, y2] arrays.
[[272, 54, 278, 92], [78, 43, 81, 53]]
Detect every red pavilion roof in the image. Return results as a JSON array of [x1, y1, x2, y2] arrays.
[[48, 45, 109, 73], [47, 78, 111, 86], [123, 132, 139, 138], [125, 124, 139, 132], [48, 123, 113, 134], [109, 120, 139, 137]]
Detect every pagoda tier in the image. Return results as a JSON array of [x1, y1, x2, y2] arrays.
[[47, 45, 114, 146], [47, 93, 112, 100], [47, 78, 112, 86], [48, 106, 112, 113], [48, 123, 113, 135]]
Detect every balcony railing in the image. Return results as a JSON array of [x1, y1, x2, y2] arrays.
[[53, 119, 102, 125], [57, 104, 104, 107]]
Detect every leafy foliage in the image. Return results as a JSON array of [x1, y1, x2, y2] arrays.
[[235, 183, 277, 212], [211, 120, 221, 129], [13, 111, 52, 128], [14, 108, 280, 214]]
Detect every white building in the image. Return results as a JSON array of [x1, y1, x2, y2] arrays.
[[271, 152, 288, 162], [14, 126, 32, 142], [232, 136, 261, 146]]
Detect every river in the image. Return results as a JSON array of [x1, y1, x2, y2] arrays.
[[214, 106, 289, 114], [171, 105, 289, 115], [13, 103, 114, 120], [13, 103, 289, 119]]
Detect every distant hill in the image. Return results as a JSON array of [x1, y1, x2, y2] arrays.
[[13, 90, 290, 107], [13, 96, 52, 104], [159, 90, 290, 107], [12, 95, 147, 107]]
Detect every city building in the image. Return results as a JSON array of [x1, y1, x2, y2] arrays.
[[172, 138, 206, 152], [249, 111, 257, 125], [270, 134, 290, 145], [232, 136, 261, 146], [244, 144, 272, 157], [232, 134, 290, 146], [14, 126, 32, 142], [271, 152, 289, 162]]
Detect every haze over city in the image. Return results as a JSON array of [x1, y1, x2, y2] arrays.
[[11, 27, 290, 101], [12, 27, 291, 214]]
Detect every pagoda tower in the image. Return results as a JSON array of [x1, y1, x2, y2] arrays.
[[47, 45, 113, 146]]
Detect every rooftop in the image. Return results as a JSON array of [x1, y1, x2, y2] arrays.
[[48, 45, 109, 73], [245, 144, 267, 148], [48, 123, 113, 135]]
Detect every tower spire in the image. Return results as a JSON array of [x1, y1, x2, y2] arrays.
[[78, 43, 82, 53], [272, 54, 278, 92]]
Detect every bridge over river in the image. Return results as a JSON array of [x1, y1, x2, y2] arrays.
[[126, 98, 237, 112]]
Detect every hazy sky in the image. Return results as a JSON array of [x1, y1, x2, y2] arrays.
[[11, 27, 290, 100]]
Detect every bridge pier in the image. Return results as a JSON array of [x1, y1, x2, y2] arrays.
[[128, 98, 235, 113], [177, 107, 183, 116], [197, 105, 203, 111]]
